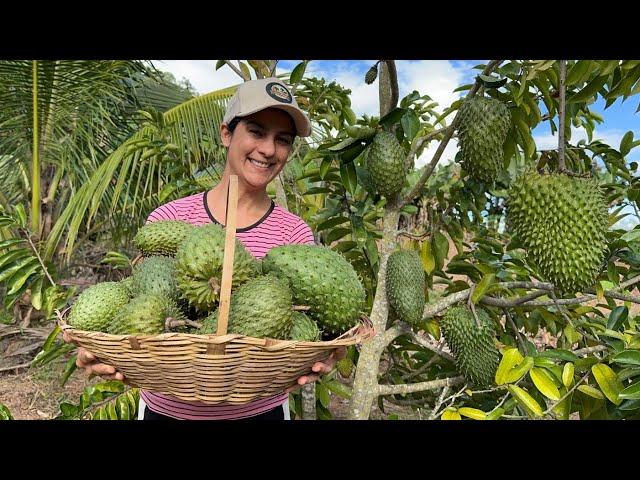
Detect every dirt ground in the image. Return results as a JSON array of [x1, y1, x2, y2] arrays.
[[0, 356, 98, 420]]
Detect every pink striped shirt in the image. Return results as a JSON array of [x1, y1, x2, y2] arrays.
[[140, 191, 315, 419]]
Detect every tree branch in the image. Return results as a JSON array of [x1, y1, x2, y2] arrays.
[[405, 127, 452, 170], [542, 371, 589, 417], [504, 308, 527, 352], [377, 375, 466, 396], [22, 228, 56, 287], [400, 59, 503, 207], [383, 60, 399, 111], [384, 321, 455, 362], [224, 61, 250, 81], [558, 60, 567, 172], [573, 345, 608, 356]]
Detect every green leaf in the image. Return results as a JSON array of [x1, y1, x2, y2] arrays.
[[325, 380, 352, 399], [325, 227, 351, 244], [608, 306, 629, 330], [420, 240, 435, 274], [618, 380, 640, 400], [401, 109, 421, 141], [621, 229, 640, 242], [6, 261, 41, 295], [530, 367, 562, 400], [432, 231, 449, 271], [316, 383, 330, 409], [508, 385, 543, 418], [562, 363, 575, 388], [60, 356, 78, 387], [0, 256, 38, 282], [0, 238, 26, 250], [0, 403, 13, 420], [441, 409, 462, 420], [290, 61, 307, 85], [504, 356, 535, 384], [592, 364, 623, 405], [485, 407, 505, 420], [340, 161, 358, 196], [59, 402, 79, 419], [478, 74, 507, 89], [620, 131, 634, 156], [117, 395, 131, 420], [239, 62, 251, 80], [316, 217, 350, 232], [215, 60, 226, 71], [471, 273, 495, 304], [578, 384, 605, 400], [566, 60, 591, 86], [333, 241, 357, 253], [612, 350, 640, 366], [320, 156, 333, 179], [537, 349, 579, 362], [379, 108, 408, 128], [457, 407, 487, 420], [30, 276, 44, 311], [568, 75, 608, 103], [328, 137, 360, 152]]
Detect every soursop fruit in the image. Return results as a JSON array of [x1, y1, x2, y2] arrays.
[[386, 249, 426, 325], [456, 97, 511, 184], [365, 131, 407, 198], [119, 276, 135, 297], [108, 294, 178, 335], [67, 282, 130, 332], [440, 306, 500, 388], [289, 311, 321, 341], [174, 223, 258, 312], [262, 245, 365, 335], [196, 274, 294, 339], [133, 220, 195, 257], [131, 256, 179, 301], [507, 170, 608, 293]]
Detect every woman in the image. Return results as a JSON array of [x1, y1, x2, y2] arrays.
[[65, 77, 346, 420]]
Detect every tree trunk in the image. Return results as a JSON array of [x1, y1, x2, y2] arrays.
[[378, 61, 398, 117], [348, 208, 399, 419], [301, 383, 317, 420]]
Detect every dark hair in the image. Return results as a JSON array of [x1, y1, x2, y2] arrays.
[[227, 117, 242, 132]]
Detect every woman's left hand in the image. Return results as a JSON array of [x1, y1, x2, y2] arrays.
[[285, 346, 347, 393]]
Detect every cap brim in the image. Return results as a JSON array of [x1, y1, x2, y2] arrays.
[[232, 103, 312, 137]]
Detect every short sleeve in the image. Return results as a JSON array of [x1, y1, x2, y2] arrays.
[[146, 203, 178, 224], [288, 219, 315, 245]]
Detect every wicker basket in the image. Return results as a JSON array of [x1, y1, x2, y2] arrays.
[[58, 176, 375, 405]]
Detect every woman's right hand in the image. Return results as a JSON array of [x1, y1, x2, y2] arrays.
[[63, 331, 125, 381]]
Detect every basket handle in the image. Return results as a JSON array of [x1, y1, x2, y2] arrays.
[[216, 175, 239, 337]]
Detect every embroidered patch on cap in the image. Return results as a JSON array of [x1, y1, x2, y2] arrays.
[[266, 82, 293, 103]]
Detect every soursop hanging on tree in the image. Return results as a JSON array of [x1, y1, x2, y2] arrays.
[[456, 96, 511, 184], [133, 220, 195, 257], [175, 223, 258, 312], [67, 282, 131, 332], [440, 305, 500, 388], [365, 130, 407, 199], [261, 245, 365, 335], [386, 249, 426, 326], [507, 170, 608, 293]]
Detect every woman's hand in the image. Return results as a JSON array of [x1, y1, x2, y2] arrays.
[[285, 346, 347, 393], [62, 331, 125, 381]]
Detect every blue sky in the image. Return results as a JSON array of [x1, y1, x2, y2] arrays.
[[153, 59, 640, 168]]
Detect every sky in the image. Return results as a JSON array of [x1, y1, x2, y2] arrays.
[[152, 59, 640, 227], [152, 59, 640, 166]]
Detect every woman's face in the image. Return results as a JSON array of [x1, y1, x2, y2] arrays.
[[220, 108, 296, 191]]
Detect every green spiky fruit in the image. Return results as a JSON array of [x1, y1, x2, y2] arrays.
[[130, 256, 179, 301], [67, 282, 130, 332], [336, 357, 354, 378], [289, 311, 321, 341], [108, 294, 175, 335], [507, 171, 608, 292], [364, 65, 378, 85], [386, 250, 426, 325], [196, 274, 293, 339], [174, 224, 258, 312], [456, 97, 511, 184], [119, 276, 135, 297], [365, 131, 406, 198], [440, 306, 499, 387], [133, 220, 195, 257], [262, 245, 365, 335]]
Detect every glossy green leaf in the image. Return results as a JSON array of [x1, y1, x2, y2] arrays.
[[612, 350, 640, 366], [495, 347, 524, 385], [592, 364, 623, 405], [607, 306, 628, 330], [562, 362, 575, 388], [530, 367, 562, 400], [537, 349, 579, 362], [566, 60, 591, 85], [471, 273, 495, 304], [485, 407, 505, 420], [420, 240, 435, 274], [568, 75, 608, 103], [379, 108, 408, 128], [290, 61, 307, 85], [504, 356, 535, 384], [478, 74, 508, 89], [316, 383, 330, 409], [432, 231, 449, 271], [620, 131, 634, 156], [316, 216, 350, 232], [0, 403, 13, 420], [441, 409, 461, 420], [401, 109, 421, 141], [578, 384, 605, 400], [458, 407, 487, 420], [508, 385, 543, 418], [618, 380, 640, 400], [326, 380, 352, 399]]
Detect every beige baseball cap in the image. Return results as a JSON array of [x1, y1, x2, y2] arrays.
[[223, 77, 312, 137]]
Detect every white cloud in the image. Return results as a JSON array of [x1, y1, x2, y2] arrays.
[[151, 60, 242, 94], [534, 126, 640, 160]]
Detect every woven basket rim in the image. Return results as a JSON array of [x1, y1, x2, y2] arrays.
[[56, 308, 375, 351]]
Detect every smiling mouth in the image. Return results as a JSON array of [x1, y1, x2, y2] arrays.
[[248, 158, 275, 169]]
